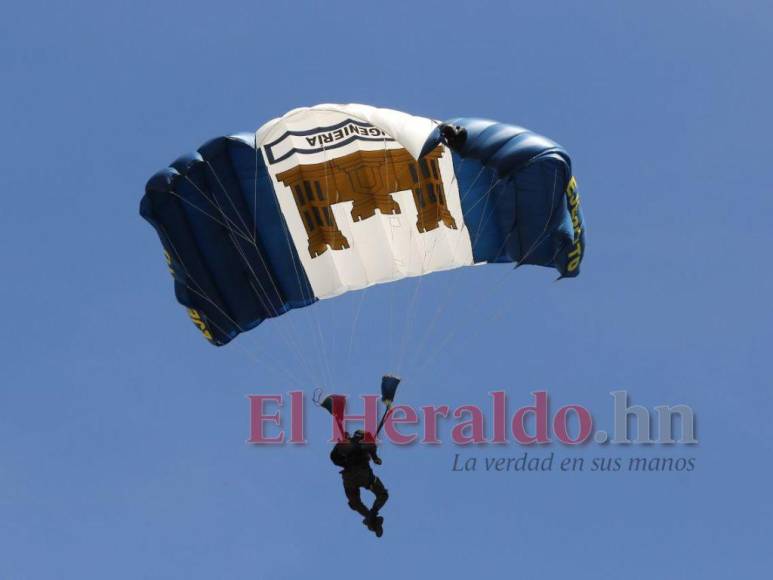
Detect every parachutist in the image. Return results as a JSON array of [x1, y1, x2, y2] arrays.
[[330, 429, 388, 537]]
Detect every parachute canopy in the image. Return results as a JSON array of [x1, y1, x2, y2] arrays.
[[141, 104, 585, 346]]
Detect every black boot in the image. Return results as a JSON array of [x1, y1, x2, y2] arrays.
[[364, 512, 384, 537]]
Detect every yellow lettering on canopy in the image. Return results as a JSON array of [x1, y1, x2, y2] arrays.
[[565, 176, 583, 272], [187, 308, 214, 341]]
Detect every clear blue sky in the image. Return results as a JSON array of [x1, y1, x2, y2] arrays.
[[1, 1, 772, 578]]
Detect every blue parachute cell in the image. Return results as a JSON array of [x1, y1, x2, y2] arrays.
[[434, 118, 585, 276]]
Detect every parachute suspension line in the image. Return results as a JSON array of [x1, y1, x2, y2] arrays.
[[395, 219, 442, 375], [414, 167, 565, 375], [458, 165, 486, 206], [327, 301, 339, 386], [250, 131, 333, 391], [204, 161, 256, 242], [403, 174, 504, 374], [180, 174, 251, 240], [162, 228, 239, 329], [407, 210, 514, 373], [413, 265, 515, 375], [455, 173, 502, 217], [385, 133, 412, 376], [298, 242, 332, 389], [393, 163, 483, 376], [162, 230, 304, 386], [339, 133, 390, 385], [185, 290, 304, 386], [186, 164, 317, 387], [380, 135, 401, 375], [515, 167, 561, 267], [399, 135, 438, 354], [288, 250, 331, 390], [313, 141, 339, 391], [388, 281, 398, 374], [465, 176, 503, 253], [407, 268, 462, 372], [395, 265, 424, 376], [407, 228, 516, 374], [284, 140, 334, 392], [392, 138, 468, 376], [246, 134, 313, 384], [344, 286, 368, 385], [201, 165, 315, 374], [398, 162, 491, 326], [210, 226, 316, 386], [168, 186, 252, 244], [339, 130, 394, 385], [320, 138, 349, 388], [350, 130, 390, 382], [419, 264, 523, 374], [448, 155, 463, 189]]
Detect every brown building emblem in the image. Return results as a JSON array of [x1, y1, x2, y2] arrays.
[[275, 145, 457, 258]]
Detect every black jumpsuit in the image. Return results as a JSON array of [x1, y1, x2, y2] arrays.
[[330, 438, 389, 518]]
